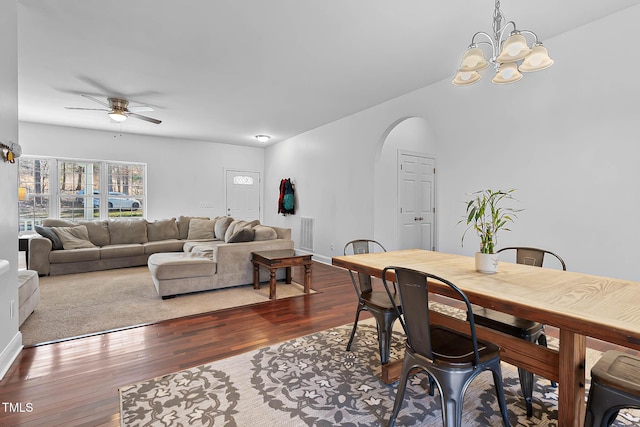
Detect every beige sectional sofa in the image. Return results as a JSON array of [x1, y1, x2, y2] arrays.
[[28, 216, 293, 280]]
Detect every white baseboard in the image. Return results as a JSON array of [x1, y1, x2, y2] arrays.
[[294, 248, 332, 265], [0, 331, 23, 381]]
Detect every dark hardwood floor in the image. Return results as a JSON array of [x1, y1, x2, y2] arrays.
[[0, 262, 635, 426]]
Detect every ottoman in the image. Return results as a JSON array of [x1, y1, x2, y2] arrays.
[[18, 269, 40, 326], [148, 252, 217, 299]]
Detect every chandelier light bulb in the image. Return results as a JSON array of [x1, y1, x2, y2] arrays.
[[492, 63, 522, 84], [520, 43, 554, 72]]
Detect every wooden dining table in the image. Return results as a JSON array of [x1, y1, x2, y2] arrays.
[[332, 249, 640, 427]]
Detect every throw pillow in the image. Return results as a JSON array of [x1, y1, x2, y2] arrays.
[[253, 225, 278, 241], [177, 216, 209, 240], [224, 220, 247, 242], [108, 220, 149, 245], [214, 217, 234, 240], [147, 218, 179, 241], [52, 225, 97, 250], [187, 218, 216, 240], [35, 225, 64, 250], [77, 220, 110, 246], [227, 227, 256, 243]]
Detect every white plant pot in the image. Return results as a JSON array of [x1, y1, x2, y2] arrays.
[[475, 252, 499, 274]]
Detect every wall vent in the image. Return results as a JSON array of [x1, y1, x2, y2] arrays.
[[300, 217, 314, 252]]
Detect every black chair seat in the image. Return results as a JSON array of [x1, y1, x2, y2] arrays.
[[361, 291, 401, 310], [430, 326, 498, 367], [473, 307, 544, 340]]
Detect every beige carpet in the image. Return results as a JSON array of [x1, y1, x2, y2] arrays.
[[20, 266, 313, 346], [120, 321, 640, 426]]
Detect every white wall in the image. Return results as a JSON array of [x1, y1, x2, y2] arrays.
[[0, 0, 21, 379], [20, 123, 266, 221], [265, 5, 640, 281]]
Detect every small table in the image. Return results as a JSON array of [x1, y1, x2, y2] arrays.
[[19, 234, 37, 269], [252, 250, 312, 299]]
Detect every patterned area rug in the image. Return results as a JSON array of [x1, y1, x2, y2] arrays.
[[119, 316, 640, 426]]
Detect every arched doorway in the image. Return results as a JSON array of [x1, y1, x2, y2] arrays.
[[373, 116, 437, 251]]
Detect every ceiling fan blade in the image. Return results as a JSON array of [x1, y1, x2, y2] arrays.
[[128, 112, 162, 124], [127, 105, 154, 113], [65, 107, 109, 111], [81, 94, 110, 108]]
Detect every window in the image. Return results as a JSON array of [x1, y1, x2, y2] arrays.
[[18, 156, 146, 231], [232, 175, 254, 185], [18, 158, 51, 231]]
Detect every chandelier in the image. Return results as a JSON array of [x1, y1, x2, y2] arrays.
[[452, 0, 553, 86]]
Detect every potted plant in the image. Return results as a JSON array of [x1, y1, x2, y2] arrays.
[[461, 189, 521, 273]]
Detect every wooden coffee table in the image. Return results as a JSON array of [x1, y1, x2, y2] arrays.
[[251, 250, 312, 299]]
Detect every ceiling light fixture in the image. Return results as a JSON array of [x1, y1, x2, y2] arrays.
[[108, 110, 128, 122], [453, 0, 553, 86], [255, 135, 271, 143]]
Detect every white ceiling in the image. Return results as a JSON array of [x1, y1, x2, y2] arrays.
[[17, 0, 638, 147]]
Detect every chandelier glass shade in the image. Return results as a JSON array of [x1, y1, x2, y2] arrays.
[[453, 0, 553, 86]]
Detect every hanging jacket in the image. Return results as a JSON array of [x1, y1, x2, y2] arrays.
[[278, 178, 295, 215]]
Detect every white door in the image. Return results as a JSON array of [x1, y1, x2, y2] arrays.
[[225, 170, 260, 220], [398, 152, 436, 250]]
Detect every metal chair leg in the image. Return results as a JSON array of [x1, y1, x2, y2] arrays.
[[517, 367, 534, 417], [346, 305, 363, 352]]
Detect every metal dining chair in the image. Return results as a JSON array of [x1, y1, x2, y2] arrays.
[[343, 239, 401, 365], [383, 266, 510, 427], [584, 350, 640, 426], [472, 246, 566, 417]]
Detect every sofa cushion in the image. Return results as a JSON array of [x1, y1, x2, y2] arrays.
[[214, 217, 234, 240], [177, 216, 209, 240], [53, 225, 97, 250], [253, 225, 278, 241], [49, 247, 101, 263], [187, 218, 216, 240], [148, 252, 216, 280], [35, 225, 64, 250], [147, 218, 179, 241], [100, 244, 145, 259], [144, 240, 186, 255], [109, 220, 148, 244], [78, 220, 110, 246], [227, 227, 255, 243]]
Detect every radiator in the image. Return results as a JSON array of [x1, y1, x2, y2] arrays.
[[300, 217, 314, 252]]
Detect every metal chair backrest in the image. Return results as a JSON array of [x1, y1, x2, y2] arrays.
[[382, 266, 481, 366], [344, 239, 387, 295], [497, 246, 567, 270]]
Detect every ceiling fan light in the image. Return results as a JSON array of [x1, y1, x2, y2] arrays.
[[458, 47, 489, 72], [497, 32, 532, 63], [452, 70, 481, 86], [109, 111, 127, 122], [519, 43, 554, 72], [492, 63, 522, 84]]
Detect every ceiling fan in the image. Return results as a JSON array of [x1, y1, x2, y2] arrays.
[[66, 94, 161, 124]]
